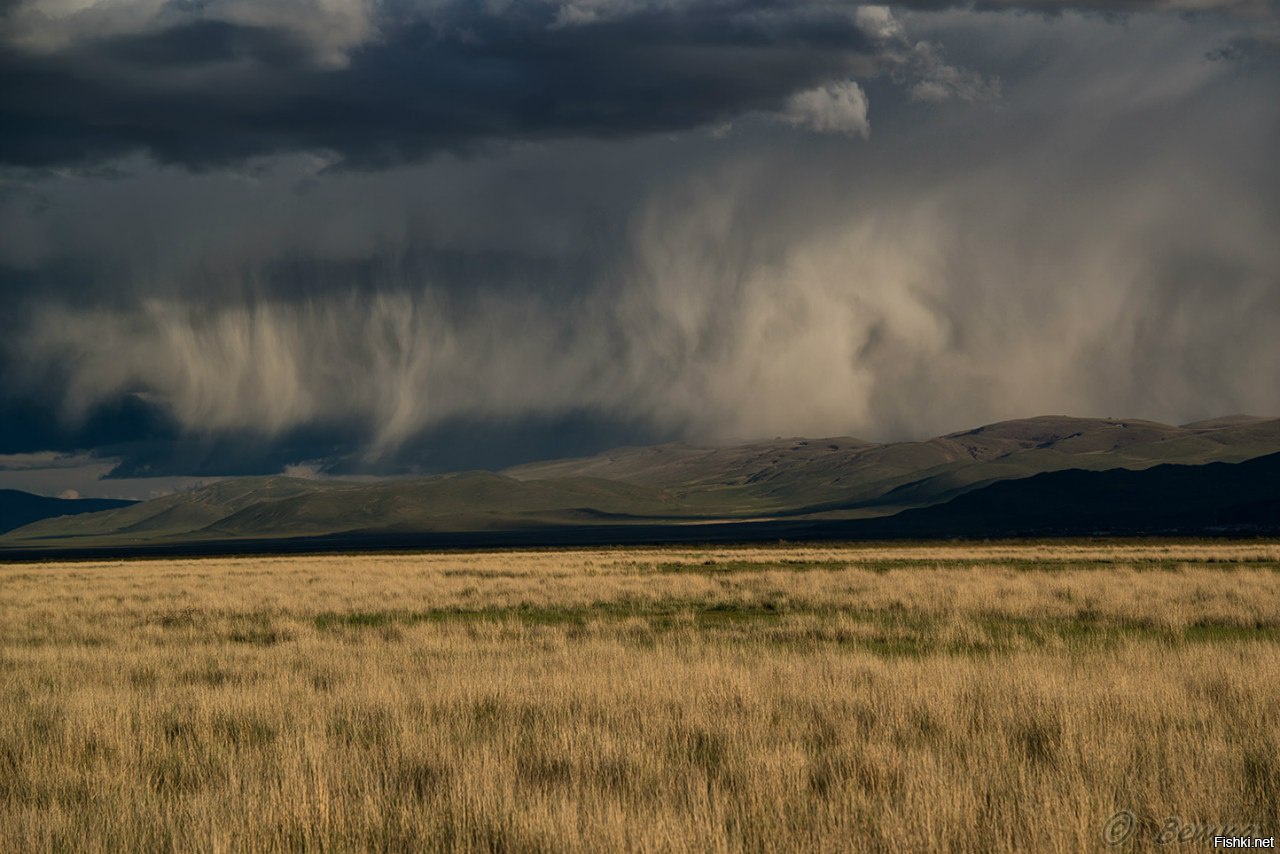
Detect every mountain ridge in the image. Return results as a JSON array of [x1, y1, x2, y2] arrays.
[[4, 414, 1279, 552]]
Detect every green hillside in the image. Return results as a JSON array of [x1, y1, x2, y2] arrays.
[[3, 473, 686, 547], [504, 415, 1280, 513]]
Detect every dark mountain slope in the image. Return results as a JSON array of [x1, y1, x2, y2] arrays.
[[855, 452, 1280, 537], [0, 490, 137, 534]]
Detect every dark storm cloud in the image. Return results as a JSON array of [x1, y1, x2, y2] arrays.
[[0, 389, 176, 456], [2, 0, 1270, 170], [0, 0, 881, 169]]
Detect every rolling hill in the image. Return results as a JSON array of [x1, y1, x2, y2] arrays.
[[503, 415, 1280, 513], [3, 414, 1279, 553], [0, 473, 686, 547]]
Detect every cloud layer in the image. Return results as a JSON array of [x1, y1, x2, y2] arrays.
[[3, 0, 1265, 169], [1, 4, 1276, 484]]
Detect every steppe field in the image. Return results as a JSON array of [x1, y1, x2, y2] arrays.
[[2, 542, 1278, 853]]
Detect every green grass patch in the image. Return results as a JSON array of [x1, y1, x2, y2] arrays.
[[311, 602, 1280, 657], [643, 557, 1280, 577]]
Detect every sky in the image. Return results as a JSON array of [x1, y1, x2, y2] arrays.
[[1, 0, 1278, 498]]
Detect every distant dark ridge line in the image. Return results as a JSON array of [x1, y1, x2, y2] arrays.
[[0, 489, 139, 535], [2, 522, 1278, 563]]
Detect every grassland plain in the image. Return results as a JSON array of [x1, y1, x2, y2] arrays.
[[1, 543, 1278, 853]]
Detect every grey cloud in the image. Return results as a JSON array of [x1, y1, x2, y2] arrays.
[[891, 0, 1272, 12], [0, 450, 98, 471], [855, 7, 1001, 102], [781, 80, 872, 135], [1, 0, 376, 64], [1208, 20, 1280, 61]]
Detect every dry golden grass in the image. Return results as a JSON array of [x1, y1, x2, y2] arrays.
[[1, 542, 1277, 852]]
